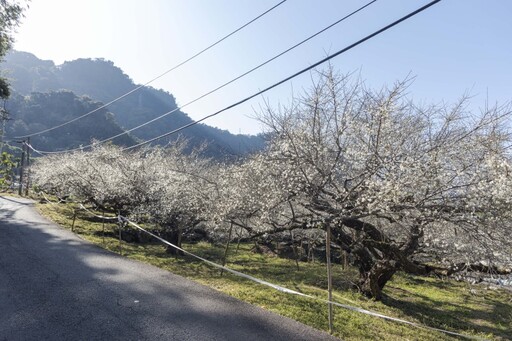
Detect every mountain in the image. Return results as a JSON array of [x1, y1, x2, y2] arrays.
[[4, 91, 136, 152], [1, 51, 265, 157]]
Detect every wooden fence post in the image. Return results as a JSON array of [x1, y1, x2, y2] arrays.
[[326, 224, 334, 334]]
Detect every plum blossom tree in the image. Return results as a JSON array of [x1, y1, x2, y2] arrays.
[[133, 143, 217, 253], [33, 144, 159, 214], [214, 69, 512, 299], [31, 69, 512, 301], [32, 142, 214, 252]]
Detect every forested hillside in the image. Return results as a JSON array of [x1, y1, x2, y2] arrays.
[[1, 51, 264, 157], [4, 91, 136, 151]]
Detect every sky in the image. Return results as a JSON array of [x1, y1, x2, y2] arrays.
[[11, 0, 512, 136]]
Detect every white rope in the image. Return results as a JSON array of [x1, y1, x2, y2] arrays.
[[35, 190, 485, 339], [78, 203, 118, 221], [32, 193, 487, 339], [120, 216, 486, 340], [40, 192, 59, 206], [40, 192, 117, 224]]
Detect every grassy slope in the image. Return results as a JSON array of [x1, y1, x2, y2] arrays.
[[28, 198, 512, 340]]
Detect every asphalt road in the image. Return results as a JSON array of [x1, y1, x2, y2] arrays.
[[0, 196, 338, 341]]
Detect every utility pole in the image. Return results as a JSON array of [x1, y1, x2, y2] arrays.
[[18, 140, 25, 196], [0, 101, 8, 154], [24, 137, 30, 196]]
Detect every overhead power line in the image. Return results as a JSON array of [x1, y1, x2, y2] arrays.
[[13, 0, 288, 139], [31, 0, 379, 154], [123, 0, 443, 151]]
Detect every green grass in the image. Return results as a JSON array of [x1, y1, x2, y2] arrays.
[[0, 189, 21, 197], [32, 198, 512, 340]]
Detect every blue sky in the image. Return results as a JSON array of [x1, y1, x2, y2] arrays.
[[12, 0, 512, 135]]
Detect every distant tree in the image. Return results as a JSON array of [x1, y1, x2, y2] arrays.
[[4, 91, 136, 150], [0, 150, 16, 188], [0, 0, 28, 98], [31, 143, 215, 252], [0, 0, 28, 175], [32, 144, 157, 214], [133, 141, 216, 254], [2, 52, 266, 157]]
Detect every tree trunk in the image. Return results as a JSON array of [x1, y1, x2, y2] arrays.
[[359, 259, 398, 300], [165, 228, 184, 256], [331, 219, 410, 300]]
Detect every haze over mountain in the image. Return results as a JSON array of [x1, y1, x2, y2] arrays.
[[1, 51, 265, 157], [5, 91, 136, 151]]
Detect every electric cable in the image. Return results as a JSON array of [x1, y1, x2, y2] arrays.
[[13, 0, 288, 139], [28, 0, 379, 154], [123, 0, 443, 151]]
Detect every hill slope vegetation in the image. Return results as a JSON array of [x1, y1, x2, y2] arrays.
[[2, 51, 264, 157]]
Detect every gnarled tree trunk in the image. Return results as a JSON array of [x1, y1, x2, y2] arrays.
[[332, 218, 424, 300], [359, 259, 398, 300], [165, 227, 184, 256]]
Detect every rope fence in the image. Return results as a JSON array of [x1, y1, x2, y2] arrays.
[[37, 192, 486, 340]]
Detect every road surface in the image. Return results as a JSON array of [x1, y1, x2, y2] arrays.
[[0, 196, 338, 340]]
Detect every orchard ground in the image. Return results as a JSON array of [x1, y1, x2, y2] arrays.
[[24, 195, 511, 341]]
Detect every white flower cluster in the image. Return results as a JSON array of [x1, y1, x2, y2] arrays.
[[31, 71, 512, 266], [32, 142, 215, 228]]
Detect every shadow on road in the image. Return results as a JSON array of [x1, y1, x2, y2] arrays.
[[0, 196, 337, 340]]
